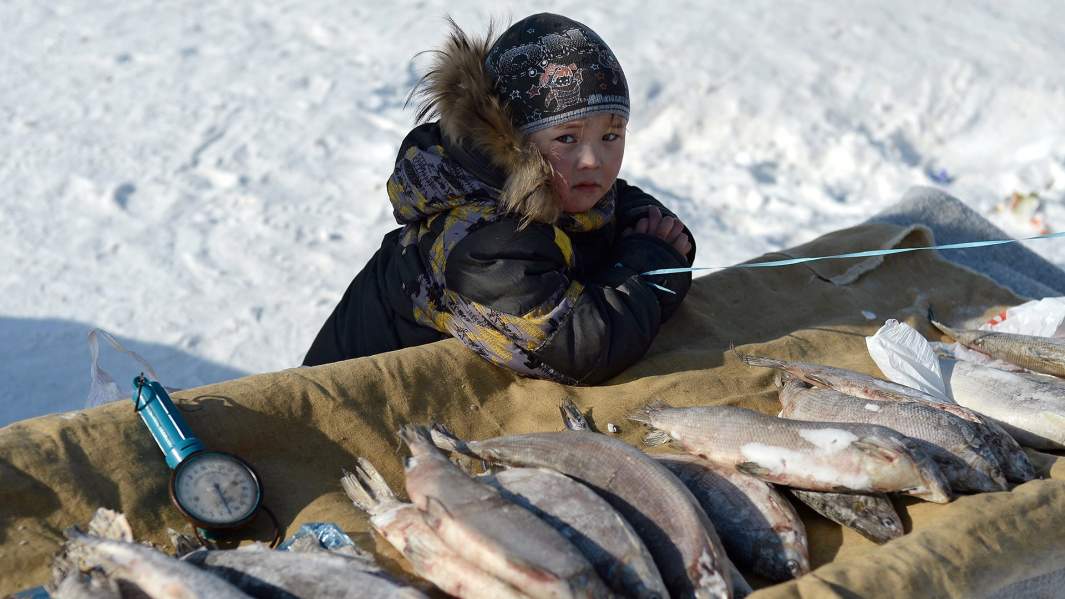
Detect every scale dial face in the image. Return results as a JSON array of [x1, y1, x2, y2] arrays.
[[172, 452, 261, 526]]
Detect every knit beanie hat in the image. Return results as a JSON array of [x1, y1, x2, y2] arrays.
[[484, 13, 630, 135]]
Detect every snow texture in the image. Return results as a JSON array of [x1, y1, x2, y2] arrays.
[[4, 2, 1065, 426]]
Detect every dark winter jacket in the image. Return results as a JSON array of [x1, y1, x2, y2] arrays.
[[302, 26, 695, 384]]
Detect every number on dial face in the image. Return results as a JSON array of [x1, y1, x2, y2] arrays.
[[174, 453, 259, 525]]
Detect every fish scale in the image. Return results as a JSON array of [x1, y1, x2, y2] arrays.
[[932, 318, 1065, 378], [400, 426, 612, 599], [778, 379, 1007, 493], [942, 358, 1065, 450], [741, 354, 1036, 483], [630, 403, 953, 504], [430, 427, 736, 599], [482, 467, 669, 599], [655, 453, 810, 583]]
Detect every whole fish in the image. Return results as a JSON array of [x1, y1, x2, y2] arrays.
[[931, 315, 1065, 378], [400, 426, 612, 599], [62, 529, 253, 599], [182, 544, 425, 599], [655, 453, 810, 582], [941, 358, 1065, 450], [630, 403, 953, 503], [742, 354, 1036, 483], [430, 425, 735, 599], [342, 458, 530, 599], [481, 467, 669, 598], [778, 378, 1006, 492], [786, 489, 903, 544], [564, 396, 805, 582]]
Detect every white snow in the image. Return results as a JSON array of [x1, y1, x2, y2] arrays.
[[4, 2, 1065, 426]]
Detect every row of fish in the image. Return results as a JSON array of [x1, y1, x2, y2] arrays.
[[48, 315, 1062, 599], [337, 333, 1062, 599], [49, 509, 427, 598], [932, 314, 1065, 450]]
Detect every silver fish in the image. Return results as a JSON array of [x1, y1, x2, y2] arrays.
[[941, 358, 1065, 450], [482, 467, 669, 598], [931, 316, 1065, 378], [400, 426, 612, 599], [656, 453, 810, 582], [742, 354, 1036, 483], [630, 403, 953, 503], [182, 544, 424, 599], [52, 570, 120, 599], [786, 489, 903, 544], [430, 425, 735, 599], [778, 378, 1006, 492], [62, 529, 252, 599], [343, 458, 530, 599]]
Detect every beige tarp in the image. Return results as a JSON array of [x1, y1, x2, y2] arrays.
[[2, 222, 1064, 597]]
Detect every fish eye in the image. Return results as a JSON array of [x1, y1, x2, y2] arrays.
[[786, 559, 802, 575], [882, 518, 899, 528]]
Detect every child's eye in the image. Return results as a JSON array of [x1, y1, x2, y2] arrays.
[[555, 134, 577, 144], [603, 133, 621, 142]]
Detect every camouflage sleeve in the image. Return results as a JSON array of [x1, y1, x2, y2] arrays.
[[442, 219, 665, 385]]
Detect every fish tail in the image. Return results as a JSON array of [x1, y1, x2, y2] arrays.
[[642, 429, 673, 447], [341, 458, 397, 513], [927, 306, 957, 339], [87, 508, 133, 543], [398, 425, 436, 457], [740, 353, 787, 369], [559, 398, 591, 431], [427, 422, 476, 457]]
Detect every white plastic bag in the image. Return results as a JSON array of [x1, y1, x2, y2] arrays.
[[865, 319, 951, 402], [981, 297, 1065, 337], [86, 329, 161, 409]]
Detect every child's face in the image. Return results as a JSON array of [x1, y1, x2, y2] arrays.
[[528, 113, 626, 213]]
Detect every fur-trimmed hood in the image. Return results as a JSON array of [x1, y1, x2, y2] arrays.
[[408, 19, 562, 225]]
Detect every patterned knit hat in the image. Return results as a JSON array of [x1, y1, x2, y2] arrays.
[[484, 13, 629, 135]]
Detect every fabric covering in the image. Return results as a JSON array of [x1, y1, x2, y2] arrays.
[[2, 216, 1064, 597]]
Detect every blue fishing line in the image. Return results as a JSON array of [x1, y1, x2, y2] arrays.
[[642, 230, 1065, 293]]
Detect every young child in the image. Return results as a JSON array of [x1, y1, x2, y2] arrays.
[[303, 12, 696, 385]]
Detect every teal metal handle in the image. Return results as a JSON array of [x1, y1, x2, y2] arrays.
[[133, 375, 204, 469]]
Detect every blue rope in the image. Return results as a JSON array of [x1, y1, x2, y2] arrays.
[[642, 230, 1065, 293]]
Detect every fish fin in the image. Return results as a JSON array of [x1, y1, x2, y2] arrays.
[[735, 461, 772, 477], [642, 429, 673, 447], [559, 398, 592, 432], [421, 496, 455, 531], [627, 400, 672, 426], [87, 508, 133, 543], [428, 422, 476, 457], [927, 307, 957, 340], [740, 353, 787, 369], [341, 458, 397, 512], [850, 439, 900, 462]]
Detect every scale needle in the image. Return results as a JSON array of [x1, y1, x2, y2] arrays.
[[214, 483, 233, 515]]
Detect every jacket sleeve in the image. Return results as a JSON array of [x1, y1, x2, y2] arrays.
[[614, 178, 697, 264], [442, 218, 690, 385]]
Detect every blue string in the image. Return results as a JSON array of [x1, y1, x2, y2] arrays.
[[642, 230, 1065, 278]]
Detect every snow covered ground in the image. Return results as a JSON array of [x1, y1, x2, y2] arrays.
[[3, 1, 1065, 426]]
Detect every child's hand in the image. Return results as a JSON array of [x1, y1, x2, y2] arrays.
[[623, 206, 692, 257]]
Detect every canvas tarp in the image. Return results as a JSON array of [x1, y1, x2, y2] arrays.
[[2, 221, 1064, 597]]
